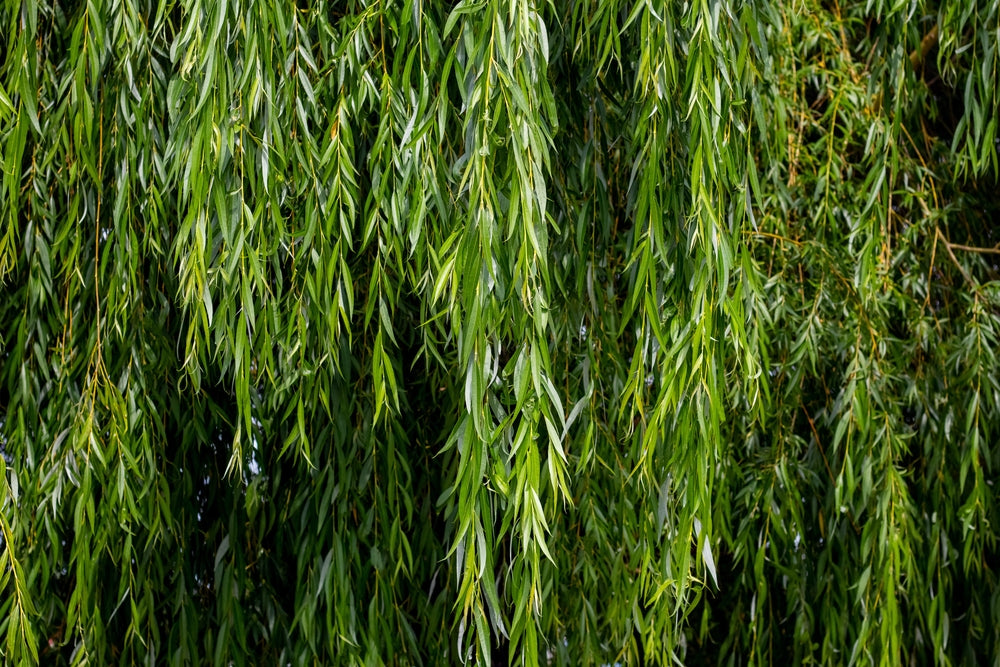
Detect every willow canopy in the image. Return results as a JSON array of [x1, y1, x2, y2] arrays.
[[1, 0, 999, 664]]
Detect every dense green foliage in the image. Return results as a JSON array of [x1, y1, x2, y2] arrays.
[[2, 0, 999, 663]]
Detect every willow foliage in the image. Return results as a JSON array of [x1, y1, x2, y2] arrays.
[[1, 0, 999, 664]]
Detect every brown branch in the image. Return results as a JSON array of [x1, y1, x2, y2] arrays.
[[909, 24, 939, 69]]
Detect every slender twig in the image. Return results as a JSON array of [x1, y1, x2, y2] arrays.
[[802, 404, 861, 535], [936, 227, 973, 285], [745, 230, 803, 246], [942, 239, 1000, 255], [924, 224, 938, 308]]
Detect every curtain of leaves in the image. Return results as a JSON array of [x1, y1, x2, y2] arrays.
[[1, 0, 998, 664]]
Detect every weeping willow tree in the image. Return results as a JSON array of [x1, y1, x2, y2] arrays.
[[1, 0, 999, 663]]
